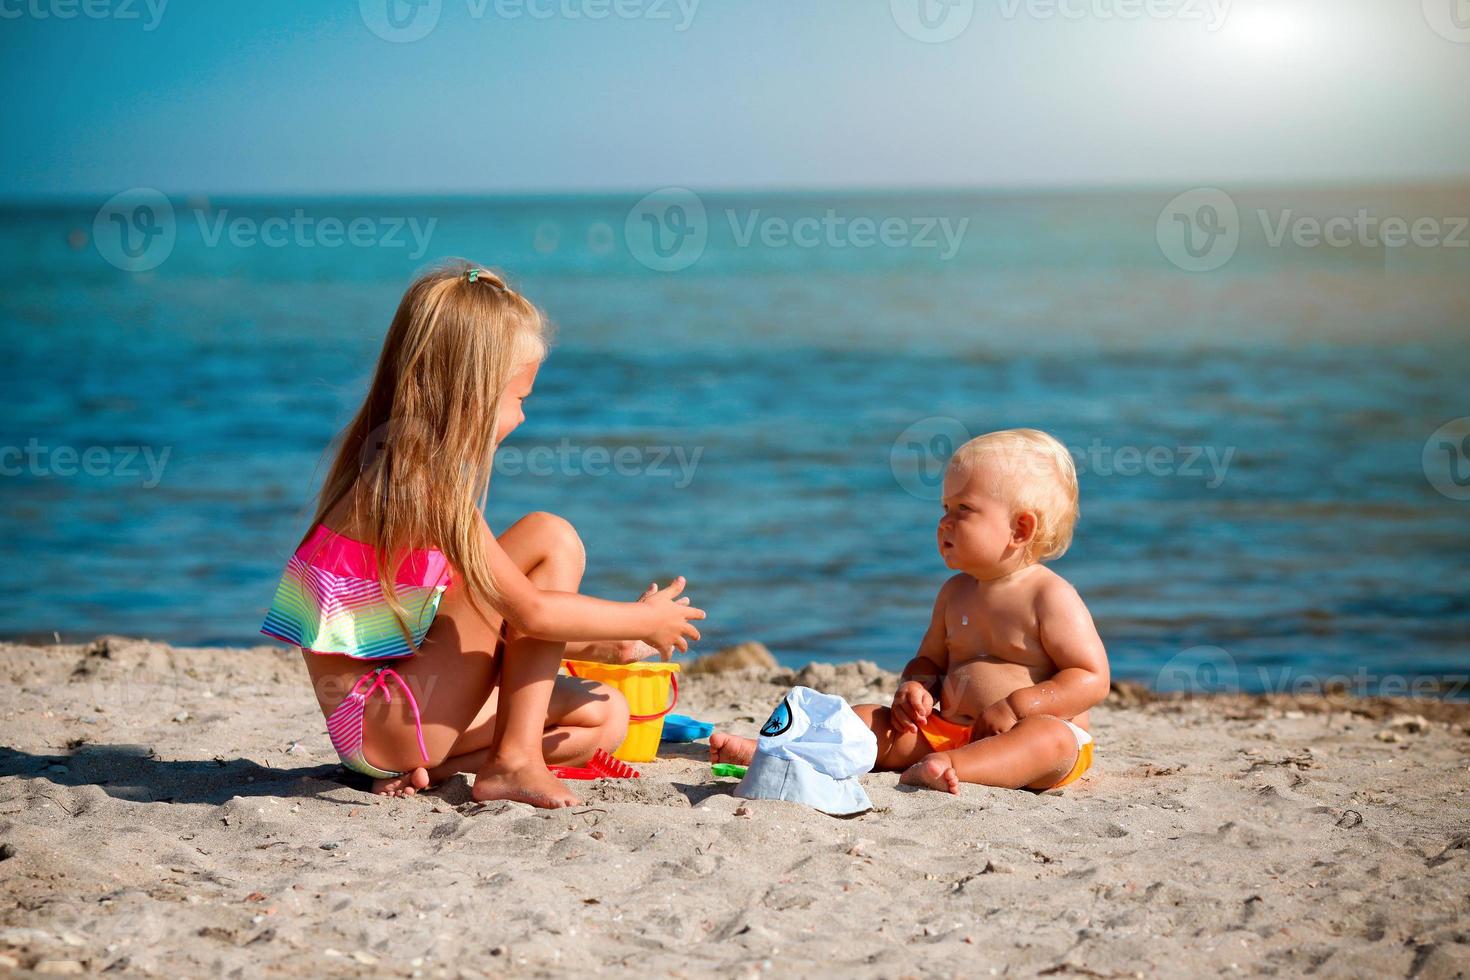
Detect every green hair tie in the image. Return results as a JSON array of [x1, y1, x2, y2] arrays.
[[467, 269, 480, 283]]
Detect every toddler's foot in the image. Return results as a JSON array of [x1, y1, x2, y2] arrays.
[[901, 755, 961, 795], [372, 767, 430, 798], [472, 759, 580, 809], [709, 732, 757, 766]]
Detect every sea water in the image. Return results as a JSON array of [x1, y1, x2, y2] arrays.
[[1, 187, 1466, 693]]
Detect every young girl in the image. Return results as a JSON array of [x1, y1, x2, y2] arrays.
[[260, 260, 705, 809]]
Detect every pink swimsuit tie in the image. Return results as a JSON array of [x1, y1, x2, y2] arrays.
[[325, 665, 430, 771]]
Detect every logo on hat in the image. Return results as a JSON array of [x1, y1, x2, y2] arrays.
[[760, 697, 793, 738]]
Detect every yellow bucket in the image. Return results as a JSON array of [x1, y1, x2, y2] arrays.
[[562, 660, 680, 763]]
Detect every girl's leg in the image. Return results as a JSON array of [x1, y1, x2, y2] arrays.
[[422, 674, 629, 783], [359, 512, 597, 806], [900, 715, 1080, 794], [471, 512, 589, 806]]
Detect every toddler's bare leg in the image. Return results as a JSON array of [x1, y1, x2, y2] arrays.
[[851, 704, 934, 772], [708, 732, 757, 765], [901, 715, 1079, 794], [709, 704, 939, 771]]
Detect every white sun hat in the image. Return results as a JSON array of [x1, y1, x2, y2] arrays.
[[735, 686, 877, 816]]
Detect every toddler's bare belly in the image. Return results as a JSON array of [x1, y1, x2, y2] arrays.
[[940, 658, 1090, 730]]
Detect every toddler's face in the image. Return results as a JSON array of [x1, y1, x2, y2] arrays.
[[936, 461, 1021, 571], [495, 361, 539, 445]]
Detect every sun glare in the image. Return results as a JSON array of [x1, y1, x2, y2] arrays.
[[1227, 5, 1307, 52]]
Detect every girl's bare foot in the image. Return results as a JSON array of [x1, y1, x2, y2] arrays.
[[472, 759, 581, 809], [901, 755, 961, 795], [708, 732, 758, 766], [372, 767, 430, 798]]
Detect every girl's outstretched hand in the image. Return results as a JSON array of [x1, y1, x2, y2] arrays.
[[602, 583, 677, 663], [641, 576, 705, 658]]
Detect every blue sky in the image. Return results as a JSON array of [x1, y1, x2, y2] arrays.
[[2, 0, 1468, 197]]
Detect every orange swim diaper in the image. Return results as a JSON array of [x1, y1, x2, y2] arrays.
[[916, 712, 974, 753], [1046, 719, 1095, 790]]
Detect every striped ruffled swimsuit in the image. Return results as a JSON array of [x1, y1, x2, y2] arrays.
[[260, 524, 451, 780]]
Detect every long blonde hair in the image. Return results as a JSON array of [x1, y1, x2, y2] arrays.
[[306, 259, 549, 641]]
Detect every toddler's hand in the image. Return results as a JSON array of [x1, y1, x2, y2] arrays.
[[974, 698, 1019, 738], [891, 681, 934, 735], [641, 576, 705, 658]]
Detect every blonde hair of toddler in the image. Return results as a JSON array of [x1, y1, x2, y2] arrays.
[[948, 428, 1080, 562]]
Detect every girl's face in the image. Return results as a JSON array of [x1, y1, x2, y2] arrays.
[[936, 461, 1033, 573], [495, 361, 539, 445]]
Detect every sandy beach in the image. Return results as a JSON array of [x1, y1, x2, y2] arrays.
[[1, 636, 1468, 978]]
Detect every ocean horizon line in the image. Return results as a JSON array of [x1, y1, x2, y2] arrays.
[[4, 174, 1470, 211]]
